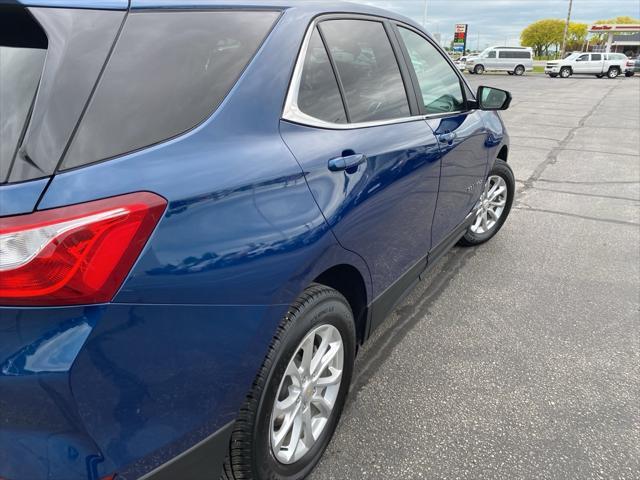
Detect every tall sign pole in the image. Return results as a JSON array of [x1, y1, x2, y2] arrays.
[[560, 0, 574, 58]]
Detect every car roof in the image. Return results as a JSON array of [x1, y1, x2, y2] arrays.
[[9, 0, 422, 26]]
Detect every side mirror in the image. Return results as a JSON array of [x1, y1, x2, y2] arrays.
[[477, 86, 511, 111]]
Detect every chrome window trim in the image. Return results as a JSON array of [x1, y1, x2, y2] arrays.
[[282, 17, 466, 130]]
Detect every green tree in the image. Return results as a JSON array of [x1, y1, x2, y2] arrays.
[[520, 19, 565, 57], [566, 22, 588, 52]]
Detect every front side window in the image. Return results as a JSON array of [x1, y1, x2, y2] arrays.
[[319, 19, 410, 123], [297, 28, 347, 124], [487, 50, 497, 58], [577, 54, 589, 62], [398, 27, 464, 115]]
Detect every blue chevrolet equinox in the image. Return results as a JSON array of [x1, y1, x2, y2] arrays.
[[0, 1, 514, 479]]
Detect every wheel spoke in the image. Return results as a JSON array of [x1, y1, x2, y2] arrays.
[[272, 402, 301, 451], [311, 394, 333, 419], [299, 335, 314, 377], [487, 208, 499, 222], [315, 366, 342, 387], [310, 332, 330, 377], [273, 388, 300, 418], [312, 342, 342, 382], [285, 361, 302, 387], [301, 407, 315, 448], [488, 185, 505, 202], [489, 198, 506, 208], [481, 213, 489, 232]]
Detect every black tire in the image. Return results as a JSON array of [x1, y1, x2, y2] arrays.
[[625, 71, 634, 77], [548, 73, 558, 78], [222, 284, 356, 480], [596, 74, 604, 78], [607, 67, 620, 78], [507, 71, 514, 75], [560, 67, 571, 78], [459, 159, 515, 247], [514, 65, 525, 76], [474, 64, 485, 74]]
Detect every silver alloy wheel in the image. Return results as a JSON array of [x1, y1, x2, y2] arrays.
[[470, 175, 508, 235], [270, 324, 344, 464]]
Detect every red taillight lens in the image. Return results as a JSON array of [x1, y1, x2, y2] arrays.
[[0, 192, 166, 306]]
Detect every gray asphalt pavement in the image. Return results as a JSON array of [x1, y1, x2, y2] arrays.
[[310, 74, 640, 479]]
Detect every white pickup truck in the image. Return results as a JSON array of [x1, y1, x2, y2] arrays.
[[545, 52, 629, 78]]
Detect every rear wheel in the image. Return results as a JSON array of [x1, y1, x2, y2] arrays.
[[222, 284, 356, 480], [607, 67, 620, 78], [560, 67, 571, 78], [474, 64, 485, 74], [514, 65, 525, 76], [459, 159, 515, 247]]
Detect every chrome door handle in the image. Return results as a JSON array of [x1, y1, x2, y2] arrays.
[[328, 153, 367, 172]]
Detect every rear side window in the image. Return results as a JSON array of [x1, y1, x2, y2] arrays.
[[0, 7, 47, 184], [319, 19, 410, 123], [592, 54, 602, 61], [499, 50, 531, 59], [298, 28, 347, 124], [62, 10, 279, 170]]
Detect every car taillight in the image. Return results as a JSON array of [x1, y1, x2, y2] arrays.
[[0, 192, 166, 306], [627, 61, 634, 66]]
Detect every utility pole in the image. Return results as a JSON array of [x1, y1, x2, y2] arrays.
[[560, 0, 573, 58], [422, 0, 428, 28]]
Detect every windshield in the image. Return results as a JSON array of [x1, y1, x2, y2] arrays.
[[478, 47, 493, 57]]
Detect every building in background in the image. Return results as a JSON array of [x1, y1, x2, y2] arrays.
[[589, 24, 640, 56]]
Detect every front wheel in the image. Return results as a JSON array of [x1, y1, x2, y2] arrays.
[[222, 284, 356, 480], [560, 67, 571, 78], [548, 73, 558, 78], [474, 64, 485, 74], [459, 159, 515, 247], [596, 74, 604, 78]]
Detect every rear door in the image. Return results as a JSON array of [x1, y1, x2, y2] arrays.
[[280, 16, 442, 307], [394, 25, 490, 249], [590, 53, 604, 73]]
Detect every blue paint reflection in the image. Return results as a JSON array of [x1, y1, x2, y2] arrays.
[[1, 319, 93, 376]]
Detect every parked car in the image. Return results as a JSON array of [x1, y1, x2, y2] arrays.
[[625, 56, 640, 76], [0, 2, 514, 480], [545, 52, 628, 78], [454, 55, 468, 71], [466, 46, 533, 75]]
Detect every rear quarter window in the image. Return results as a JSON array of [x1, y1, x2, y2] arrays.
[[62, 10, 280, 170], [0, 6, 47, 184]]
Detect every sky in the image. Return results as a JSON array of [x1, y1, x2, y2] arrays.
[[350, 0, 640, 49]]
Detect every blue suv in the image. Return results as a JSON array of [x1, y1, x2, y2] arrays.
[[0, 2, 513, 479]]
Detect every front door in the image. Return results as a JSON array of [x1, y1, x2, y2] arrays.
[[280, 18, 442, 301], [573, 53, 591, 73], [394, 26, 490, 249]]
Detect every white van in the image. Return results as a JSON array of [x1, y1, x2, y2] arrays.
[[466, 46, 534, 75]]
